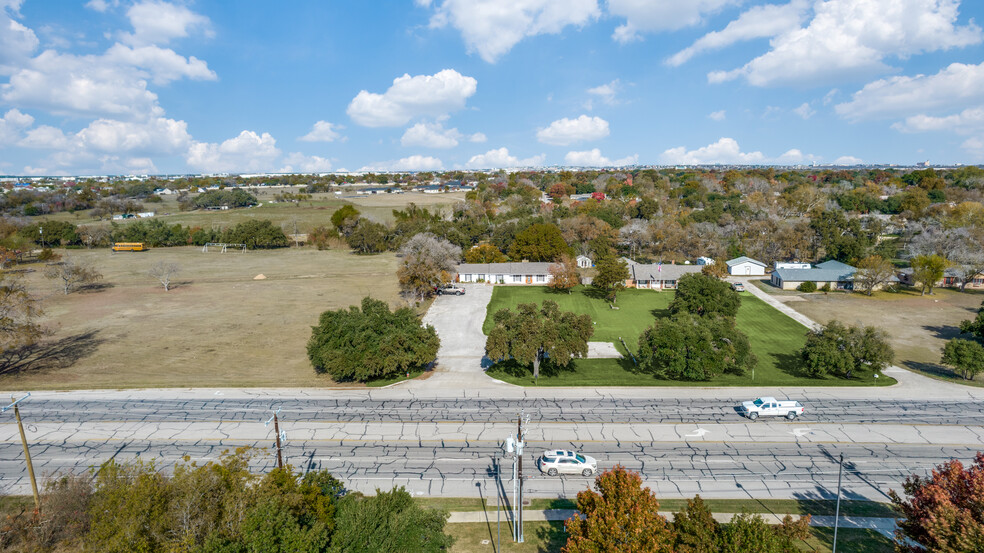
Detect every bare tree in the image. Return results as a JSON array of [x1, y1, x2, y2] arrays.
[[77, 225, 110, 249], [149, 261, 181, 291], [0, 272, 44, 354], [396, 233, 462, 302], [854, 255, 897, 296], [43, 256, 103, 294]]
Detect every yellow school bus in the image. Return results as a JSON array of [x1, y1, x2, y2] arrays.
[[112, 242, 146, 252]]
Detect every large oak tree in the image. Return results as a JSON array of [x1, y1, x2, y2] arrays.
[[485, 300, 592, 381]]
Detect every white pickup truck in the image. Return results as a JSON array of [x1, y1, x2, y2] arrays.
[[739, 397, 805, 420]]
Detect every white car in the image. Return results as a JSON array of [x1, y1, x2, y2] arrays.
[[732, 282, 745, 292], [739, 397, 805, 420], [537, 450, 597, 477]]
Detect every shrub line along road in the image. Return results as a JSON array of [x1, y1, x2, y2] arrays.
[[1, 283, 983, 503]]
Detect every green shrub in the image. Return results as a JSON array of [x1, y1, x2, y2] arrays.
[[820, 283, 831, 292], [797, 281, 817, 293]]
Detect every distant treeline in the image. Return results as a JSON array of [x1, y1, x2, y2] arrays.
[[10, 218, 290, 249]]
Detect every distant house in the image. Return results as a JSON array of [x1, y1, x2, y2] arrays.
[[576, 255, 593, 268], [696, 256, 715, 265], [137, 212, 156, 218], [769, 260, 899, 291], [726, 256, 767, 276], [628, 262, 702, 291], [356, 187, 393, 195], [456, 262, 554, 285], [898, 267, 984, 290]]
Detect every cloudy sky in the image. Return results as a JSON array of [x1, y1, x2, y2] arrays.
[[1, 0, 983, 175]]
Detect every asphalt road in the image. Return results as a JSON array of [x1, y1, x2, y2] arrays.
[[16, 395, 984, 425], [2, 394, 983, 501]]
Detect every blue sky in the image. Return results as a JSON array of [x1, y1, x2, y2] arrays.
[[1, 0, 983, 175]]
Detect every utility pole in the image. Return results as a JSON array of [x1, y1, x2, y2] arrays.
[[832, 453, 844, 553], [264, 408, 285, 469], [3, 394, 39, 513], [517, 414, 524, 543]]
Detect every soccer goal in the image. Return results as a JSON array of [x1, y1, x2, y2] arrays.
[[202, 242, 247, 253]]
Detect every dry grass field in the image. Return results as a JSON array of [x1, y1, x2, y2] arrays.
[[43, 188, 468, 231], [0, 246, 403, 390], [761, 282, 984, 384]]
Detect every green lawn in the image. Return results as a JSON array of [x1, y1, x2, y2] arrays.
[[445, 522, 893, 553], [483, 286, 896, 387], [416, 497, 896, 519]]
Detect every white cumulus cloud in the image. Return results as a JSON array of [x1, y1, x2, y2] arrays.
[[347, 69, 477, 127], [121, 1, 213, 47], [667, 0, 807, 66], [587, 79, 620, 105], [360, 155, 445, 172], [0, 108, 33, 145], [421, 0, 600, 63], [536, 115, 609, 145], [299, 121, 343, 142], [564, 148, 637, 166], [661, 138, 765, 164], [0, 1, 39, 75], [836, 62, 984, 121], [793, 102, 815, 119], [708, 110, 726, 121], [609, 0, 738, 43], [186, 130, 281, 173], [709, 0, 982, 87], [280, 152, 333, 173], [893, 107, 984, 134], [104, 43, 216, 85], [464, 147, 545, 168], [834, 155, 863, 165], [400, 121, 485, 148]]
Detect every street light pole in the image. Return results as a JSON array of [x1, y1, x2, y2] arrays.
[[517, 414, 524, 543], [3, 394, 39, 513], [832, 453, 844, 553]]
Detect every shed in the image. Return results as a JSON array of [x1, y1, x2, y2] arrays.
[[726, 256, 767, 276]]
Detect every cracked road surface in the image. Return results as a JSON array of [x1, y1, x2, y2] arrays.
[[2, 392, 983, 501]]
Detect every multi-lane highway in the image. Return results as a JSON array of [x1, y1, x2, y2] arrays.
[[1, 389, 982, 502]]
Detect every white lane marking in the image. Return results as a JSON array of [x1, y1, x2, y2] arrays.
[[685, 428, 710, 438], [790, 428, 813, 437]]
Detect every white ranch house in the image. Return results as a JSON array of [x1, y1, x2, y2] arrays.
[[628, 262, 702, 290], [456, 262, 553, 285]]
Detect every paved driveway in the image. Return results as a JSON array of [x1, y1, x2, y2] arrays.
[[416, 284, 509, 388]]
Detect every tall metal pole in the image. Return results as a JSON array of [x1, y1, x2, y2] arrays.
[[273, 413, 284, 469], [496, 456, 501, 553], [4, 395, 40, 513], [517, 414, 524, 543], [832, 453, 844, 553]]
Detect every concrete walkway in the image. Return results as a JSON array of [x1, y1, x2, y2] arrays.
[[738, 277, 821, 331], [447, 509, 897, 536]]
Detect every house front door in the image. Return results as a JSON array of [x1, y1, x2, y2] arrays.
[[525, 275, 532, 284]]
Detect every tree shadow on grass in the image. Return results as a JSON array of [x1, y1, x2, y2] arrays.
[[772, 351, 811, 378], [78, 282, 114, 293], [0, 330, 104, 376], [922, 324, 964, 340], [485, 358, 579, 380], [901, 360, 977, 383], [534, 521, 568, 553], [580, 286, 608, 301], [790, 490, 897, 518]]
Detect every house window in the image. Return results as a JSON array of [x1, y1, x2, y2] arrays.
[[536, 275, 545, 283], [463, 274, 472, 282], [512, 274, 521, 282], [974, 278, 983, 286], [496, 275, 505, 284], [665, 280, 676, 288]]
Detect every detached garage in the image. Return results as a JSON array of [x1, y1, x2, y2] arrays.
[[726, 256, 767, 276]]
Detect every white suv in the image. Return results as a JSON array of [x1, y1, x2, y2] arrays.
[[537, 450, 597, 477]]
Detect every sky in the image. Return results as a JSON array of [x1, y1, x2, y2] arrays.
[[1, 0, 983, 176]]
